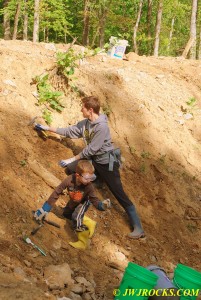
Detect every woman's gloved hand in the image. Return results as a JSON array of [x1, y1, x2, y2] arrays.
[[35, 124, 50, 131], [58, 157, 76, 168]]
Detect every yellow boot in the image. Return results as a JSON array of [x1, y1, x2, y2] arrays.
[[83, 216, 97, 238], [69, 230, 90, 250]]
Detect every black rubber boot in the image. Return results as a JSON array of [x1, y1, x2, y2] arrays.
[[125, 205, 145, 239]]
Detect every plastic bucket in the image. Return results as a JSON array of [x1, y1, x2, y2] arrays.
[[107, 36, 128, 59], [146, 265, 179, 300], [175, 264, 201, 281], [173, 264, 201, 300], [115, 262, 158, 300]]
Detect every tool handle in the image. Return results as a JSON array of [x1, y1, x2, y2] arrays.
[[33, 244, 46, 256], [44, 219, 60, 228], [31, 224, 43, 235]]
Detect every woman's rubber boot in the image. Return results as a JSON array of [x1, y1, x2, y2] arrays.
[[125, 205, 145, 239], [69, 230, 90, 250], [83, 216, 97, 238]]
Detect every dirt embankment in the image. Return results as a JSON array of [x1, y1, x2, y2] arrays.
[[0, 39, 200, 300]]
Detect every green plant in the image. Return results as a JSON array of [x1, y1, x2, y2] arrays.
[[159, 154, 166, 164], [42, 109, 53, 125], [105, 73, 112, 80], [186, 223, 197, 233], [140, 163, 146, 173], [102, 104, 112, 117], [185, 97, 198, 115], [69, 82, 79, 93], [186, 97, 197, 107], [141, 151, 151, 159], [103, 43, 110, 52], [92, 47, 103, 55], [108, 36, 119, 47], [56, 48, 83, 77], [20, 160, 27, 167], [34, 74, 64, 112], [130, 146, 136, 155]]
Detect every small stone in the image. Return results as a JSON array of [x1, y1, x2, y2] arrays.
[[82, 293, 92, 300], [86, 285, 95, 293], [151, 255, 157, 262], [45, 43, 56, 51], [69, 292, 82, 300], [28, 252, 40, 258], [71, 284, 84, 294], [52, 239, 62, 250], [114, 251, 126, 261], [184, 113, 193, 120], [74, 276, 89, 286], [3, 79, 17, 87], [49, 250, 57, 258], [24, 260, 31, 267]]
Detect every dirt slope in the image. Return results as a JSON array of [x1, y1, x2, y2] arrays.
[[0, 39, 200, 300]]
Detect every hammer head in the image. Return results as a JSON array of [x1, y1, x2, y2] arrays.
[[28, 116, 39, 126], [28, 117, 48, 140]]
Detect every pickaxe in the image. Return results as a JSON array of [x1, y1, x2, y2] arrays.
[[32, 212, 60, 235]]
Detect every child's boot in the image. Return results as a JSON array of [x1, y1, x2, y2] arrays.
[[69, 230, 90, 250], [83, 216, 97, 238]]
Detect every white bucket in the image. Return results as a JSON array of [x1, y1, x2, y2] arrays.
[[107, 36, 128, 59]]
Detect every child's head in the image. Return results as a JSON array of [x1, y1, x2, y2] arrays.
[[76, 160, 96, 185]]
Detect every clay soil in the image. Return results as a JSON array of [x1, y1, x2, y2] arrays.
[[0, 39, 200, 299]]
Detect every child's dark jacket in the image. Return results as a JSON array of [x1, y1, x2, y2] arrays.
[[47, 174, 100, 210]]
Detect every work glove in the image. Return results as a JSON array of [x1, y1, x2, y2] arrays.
[[98, 199, 111, 211], [34, 202, 52, 221], [35, 123, 49, 131], [58, 157, 76, 168]]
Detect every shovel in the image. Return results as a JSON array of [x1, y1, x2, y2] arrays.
[[23, 236, 46, 256]]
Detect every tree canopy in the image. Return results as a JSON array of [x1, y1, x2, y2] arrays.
[[0, 0, 200, 58]]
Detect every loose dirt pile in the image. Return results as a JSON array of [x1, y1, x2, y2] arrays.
[[0, 39, 200, 300]]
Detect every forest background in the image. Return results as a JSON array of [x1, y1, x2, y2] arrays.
[[0, 0, 201, 59]]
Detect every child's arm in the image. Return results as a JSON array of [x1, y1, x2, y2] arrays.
[[34, 177, 69, 220], [86, 184, 111, 211]]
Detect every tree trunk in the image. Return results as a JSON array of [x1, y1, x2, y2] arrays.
[[64, 26, 67, 43], [3, 0, 11, 40], [43, 28, 46, 42], [91, 26, 100, 48], [154, 0, 163, 57], [46, 28, 49, 43], [167, 17, 175, 53], [189, 0, 198, 59], [33, 0, 40, 42], [23, 0, 28, 40], [82, 0, 90, 46], [198, 25, 201, 59], [98, 3, 110, 48], [12, 2, 21, 40], [133, 0, 143, 53], [147, 0, 152, 55], [182, 37, 195, 58], [99, 18, 106, 48]]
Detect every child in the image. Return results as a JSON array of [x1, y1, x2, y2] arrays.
[[34, 160, 110, 232]]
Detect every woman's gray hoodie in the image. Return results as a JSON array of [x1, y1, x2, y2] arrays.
[[56, 114, 114, 164]]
